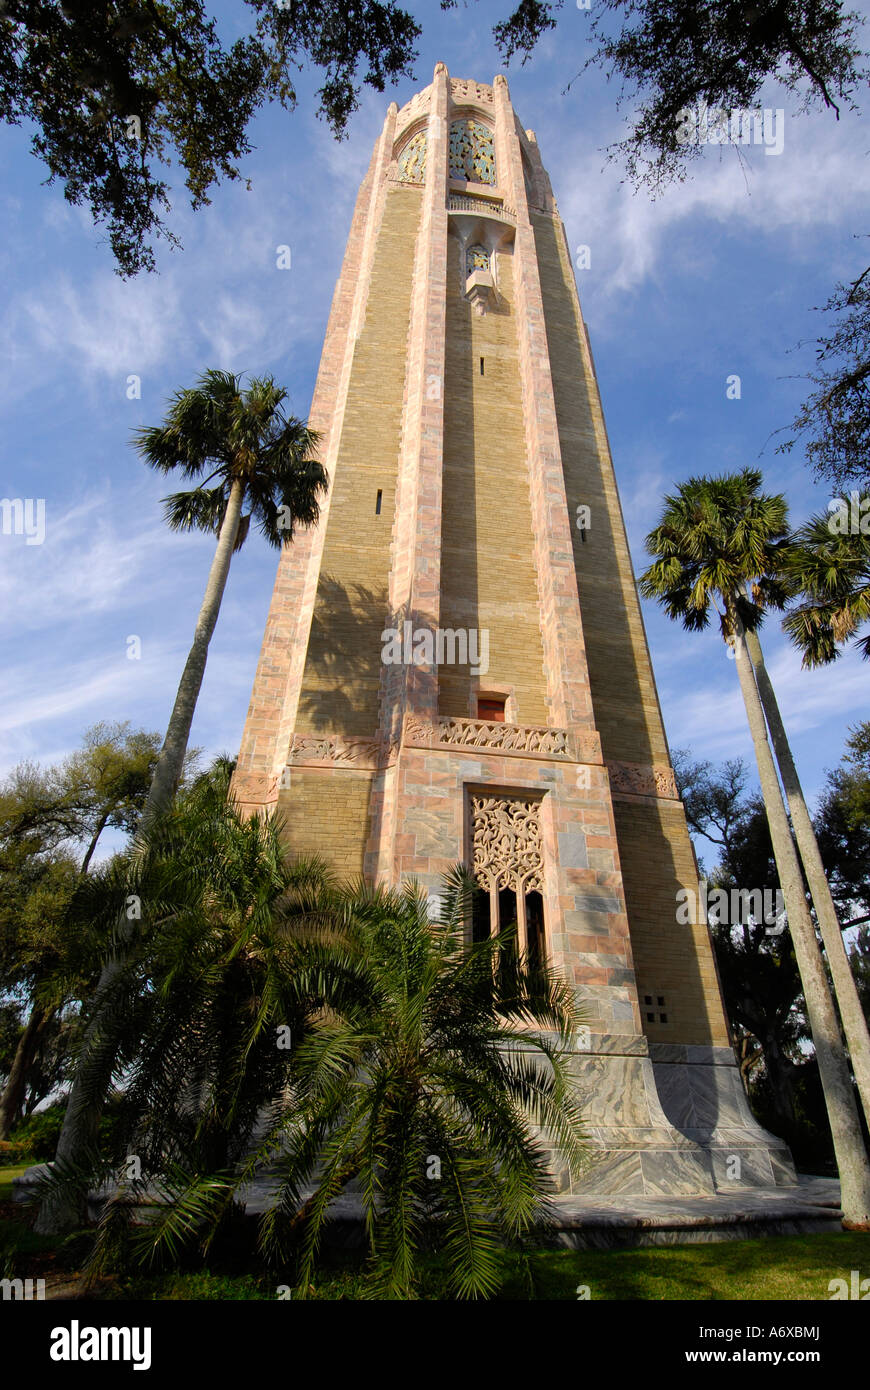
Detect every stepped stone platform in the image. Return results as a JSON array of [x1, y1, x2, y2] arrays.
[[237, 1175, 843, 1250], [14, 1169, 840, 1250], [539, 1177, 842, 1249], [242, 1175, 842, 1250]]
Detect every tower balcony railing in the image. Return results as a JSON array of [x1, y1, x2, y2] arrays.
[[447, 194, 516, 225]]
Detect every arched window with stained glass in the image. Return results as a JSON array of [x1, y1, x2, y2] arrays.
[[397, 130, 427, 184], [448, 119, 496, 185]]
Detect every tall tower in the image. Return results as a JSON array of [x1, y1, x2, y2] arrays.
[[233, 66, 794, 1195]]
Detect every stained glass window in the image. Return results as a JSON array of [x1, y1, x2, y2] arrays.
[[397, 130, 427, 184], [448, 119, 496, 185]]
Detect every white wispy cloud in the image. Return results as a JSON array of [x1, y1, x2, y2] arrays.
[[655, 623, 867, 802], [0, 486, 206, 635], [4, 272, 185, 379], [545, 87, 870, 307]]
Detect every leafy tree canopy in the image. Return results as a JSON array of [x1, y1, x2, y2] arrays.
[[783, 500, 870, 666], [638, 467, 792, 639], [0, 720, 164, 870], [569, 0, 867, 192], [0, 0, 423, 274], [0, 721, 179, 1018], [815, 720, 870, 928], [4, 2, 865, 274], [779, 261, 870, 491]]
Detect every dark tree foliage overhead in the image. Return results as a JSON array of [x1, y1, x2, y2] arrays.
[[574, 0, 867, 191], [0, 0, 423, 275], [779, 263, 870, 491], [815, 720, 870, 929], [2, 2, 866, 274]]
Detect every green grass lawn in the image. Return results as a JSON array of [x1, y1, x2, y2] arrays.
[[2, 1164, 867, 1300], [496, 1234, 870, 1301], [0, 1163, 31, 1203], [96, 1233, 870, 1300]]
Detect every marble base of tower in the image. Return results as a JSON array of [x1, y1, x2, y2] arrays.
[[542, 1043, 796, 1196]]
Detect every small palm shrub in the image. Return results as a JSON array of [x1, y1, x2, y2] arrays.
[[46, 765, 586, 1298]]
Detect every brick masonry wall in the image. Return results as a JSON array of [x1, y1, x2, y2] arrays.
[[531, 201, 730, 1047], [276, 768, 374, 880], [614, 800, 730, 1047], [233, 69, 730, 1053], [294, 186, 422, 742], [533, 211, 669, 767], [439, 237, 549, 724]]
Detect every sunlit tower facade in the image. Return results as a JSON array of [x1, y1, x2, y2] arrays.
[[232, 66, 795, 1195]]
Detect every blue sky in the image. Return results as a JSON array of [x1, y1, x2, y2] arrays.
[[1, 0, 868, 866]]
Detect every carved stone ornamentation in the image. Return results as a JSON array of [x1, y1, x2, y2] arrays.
[[288, 735, 384, 768], [230, 771, 279, 804], [450, 78, 494, 104], [654, 766, 679, 799], [450, 716, 568, 755], [403, 715, 437, 745], [401, 714, 600, 763], [607, 759, 679, 801], [471, 794, 543, 893], [444, 717, 568, 755]]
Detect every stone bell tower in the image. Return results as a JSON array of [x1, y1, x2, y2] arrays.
[[232, 65, 795, 1195]]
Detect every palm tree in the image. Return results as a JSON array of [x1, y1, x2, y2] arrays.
[[258, 870, 586, 1298], [784, 501, 870, 667], [691, 495, 870, 1132], [38, 758, 335, 1240], [736, 497, 870, 1131], [639, 468, 870, 1225], [743, 623, 870, 1132], [136, 369, 327, 829], [38, 373, 328, 1231], [76, 848, 586, 1298]]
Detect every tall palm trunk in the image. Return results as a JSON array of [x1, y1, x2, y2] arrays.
[[36, 482, 245, 1234], [731, 614, 870, 1224], [0, 1004, 51, 1139], [744, 625, 870, 1130], [142, 475, 246, 830]]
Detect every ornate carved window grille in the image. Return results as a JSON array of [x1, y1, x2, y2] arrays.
[[397, 130, 427, 184], [449, 119, 496, 184], [469, 793, 545, 961]]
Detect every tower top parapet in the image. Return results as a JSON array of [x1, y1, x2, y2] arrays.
[[394, 67, 511, 142], [389, 66, 555, 217]]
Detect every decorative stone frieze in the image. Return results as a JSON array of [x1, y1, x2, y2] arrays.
[[287, 734, 390, 769], [404, 713, 567, 756], [606, 759, 679, 801], [230, 772, 279, 804]]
